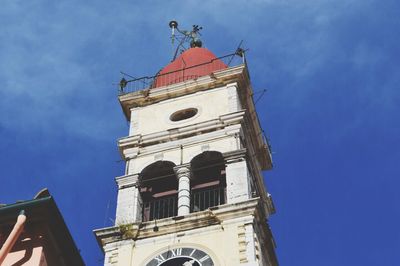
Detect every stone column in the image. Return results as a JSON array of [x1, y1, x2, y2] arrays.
[[224, 149, 251, 204], [174, 165, 191, 216]]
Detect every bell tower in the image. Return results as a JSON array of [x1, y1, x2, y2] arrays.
[[94, 22, 278, 266]]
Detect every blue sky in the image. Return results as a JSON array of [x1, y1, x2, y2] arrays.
[[1, 0, 399, 265]]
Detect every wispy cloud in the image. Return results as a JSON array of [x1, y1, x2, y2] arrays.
[[0, 0, 397, 143]]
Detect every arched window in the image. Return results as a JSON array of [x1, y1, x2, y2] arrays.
[[190, 151, 226, 212], [140, 161, 177, 221]]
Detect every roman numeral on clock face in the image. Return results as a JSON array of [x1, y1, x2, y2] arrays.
[[199, 255, 210, 262], [147, 247, 214, 266], [171, 248, 182, 257], [189, 248, 196, 257], [154, 254, 166, 263]]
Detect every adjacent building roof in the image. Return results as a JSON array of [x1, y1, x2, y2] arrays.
[[0, 189, 85, 266]]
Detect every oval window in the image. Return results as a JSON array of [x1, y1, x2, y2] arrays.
[[170, 108, 198, 122]]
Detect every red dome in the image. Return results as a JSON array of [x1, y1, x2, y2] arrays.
[[153, 47, 227, 88]]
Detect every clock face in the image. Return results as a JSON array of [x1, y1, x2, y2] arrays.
[[145, 247, 214, 266]]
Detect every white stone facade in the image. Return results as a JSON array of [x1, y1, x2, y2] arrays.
[[95, 64, 277, 265]]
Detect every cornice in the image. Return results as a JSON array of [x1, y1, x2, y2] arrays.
[[118, 111, 245, 159], [223, 148, 247, 163], [118, 65, 247, 120]]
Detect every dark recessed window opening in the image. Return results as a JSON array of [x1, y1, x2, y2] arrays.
[[170, 108, 198, 122], [140, 161, 178, 222], [190, 151, 226, 213]]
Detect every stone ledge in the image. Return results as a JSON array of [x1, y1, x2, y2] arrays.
[[115, 174, 139, 188], [118, 110, 245, 151], [94, 198, 263, 251]]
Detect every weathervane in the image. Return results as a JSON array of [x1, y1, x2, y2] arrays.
[[169, 20, 203, 61]]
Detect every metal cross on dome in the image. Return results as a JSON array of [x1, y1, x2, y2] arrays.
[[169, 20, 203, 61]]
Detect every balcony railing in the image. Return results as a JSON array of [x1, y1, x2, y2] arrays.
[[142, 195, 177, 222], [118, 50, 246, 95], [191, 186, 226, 213], [141, 186, 226, 221]]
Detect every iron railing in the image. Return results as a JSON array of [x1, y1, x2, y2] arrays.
[[118, 51, 245, 95], [142, 195, 177, 222], [190, 186, 226, 213]]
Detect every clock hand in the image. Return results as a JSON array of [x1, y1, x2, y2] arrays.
[[182, 259, 196, 266]]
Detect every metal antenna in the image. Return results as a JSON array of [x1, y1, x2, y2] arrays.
[[168, 20, 203, 61], [227, 40, 248, 66], [169, 20, 178, 46]]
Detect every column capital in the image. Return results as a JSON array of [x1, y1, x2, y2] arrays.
[[173, 164, 191, 176], [115, 173, 139, 189], [223, 148, 247, 164]]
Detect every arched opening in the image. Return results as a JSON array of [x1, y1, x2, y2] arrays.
[[190, 151, 226, 212], [140, 161, 177, 221]]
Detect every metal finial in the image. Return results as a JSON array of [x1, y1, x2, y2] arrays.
[[169, 20, 178, 29], [168, 21, 204, 61]]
